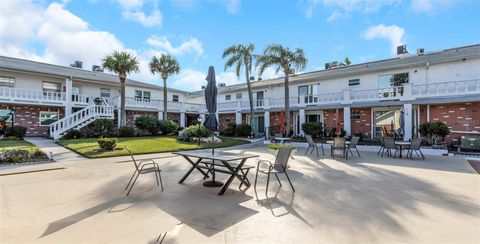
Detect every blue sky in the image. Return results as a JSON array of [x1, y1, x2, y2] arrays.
[[1, 0, 479, 91]]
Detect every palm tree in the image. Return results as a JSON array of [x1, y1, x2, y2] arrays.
[[102, 51, 140, 127], [149, 54, 181, 120], [341, 57, 351, 66], [256, 44, 307, 136], [222, 43, 255, 133]]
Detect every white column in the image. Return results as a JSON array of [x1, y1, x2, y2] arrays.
[[235, 112, 242, 124], [200, 113, 206, 124], [264, 111, 270, 135], [404, 103, 413, 141], [158, 111, 164, 120], [343, 106, 351, 136], [65, 77, 72, 117], [180, 113, 186, 127], [426, 105, 430, 122], [299, 109, 305, 136]]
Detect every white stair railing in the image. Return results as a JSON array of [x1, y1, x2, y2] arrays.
[[49, 105, 114, 140]]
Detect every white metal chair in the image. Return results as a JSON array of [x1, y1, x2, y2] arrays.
[[255, 147, 295, 195], [125, 147, 163, 196]]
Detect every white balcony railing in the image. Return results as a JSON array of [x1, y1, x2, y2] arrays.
[[350, 86, 404, 102], [0, 87, 65, 104], [412, 79, 480, 98]]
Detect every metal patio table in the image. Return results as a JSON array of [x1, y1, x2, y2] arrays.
[[274, 137, 292, 144], [174, 151, 259, 195], [395, 141, 411, 158]]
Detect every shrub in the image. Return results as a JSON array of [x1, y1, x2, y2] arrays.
[[324, 127, 346, 138], [301, 122, 323, 138], [1, 149, 30, 163], [183, 124, 212, 138], [118, 126, 135, 137], [63, 129, 82, 139], [5, 126, 27, 139], [267, 143, 296, 151], [135, 115, 159, 135], [0, 119, 6, 135], [158, 120, 179, 135], [97, 138, 118, 151], [419, 122, 450, 145], [235, 124, 251, 137], [90, 119, 114, 137], [222, 122, 236, 136]]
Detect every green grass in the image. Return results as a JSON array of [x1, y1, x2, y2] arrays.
[[0, 140, 38, 152], [58, 136, 250, 158]]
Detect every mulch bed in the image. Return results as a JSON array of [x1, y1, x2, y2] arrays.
[[467, 160, 480, 174]]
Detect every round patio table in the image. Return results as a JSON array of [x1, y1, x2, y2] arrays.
[[395, 141, 411, 158], [275, 137, 292, 144]]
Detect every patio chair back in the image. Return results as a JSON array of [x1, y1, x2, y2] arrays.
[[383, 137, 395, 149], [273, 147, 293, 173], [305, 134, 316, 147], [269, 135, 276, 143], [125, 147, 140, 172], [350, 136, 360, 148], [380, 136, 385, 146], [275, 133, 283, 138], [333, 137, 345, 150], [410, 137, 423, 150]]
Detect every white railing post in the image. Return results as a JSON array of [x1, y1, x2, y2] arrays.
[[342, 89, 351, 105], [402, 83, 413, 100]]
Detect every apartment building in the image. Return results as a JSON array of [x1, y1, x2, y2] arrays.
[[1, 44, 479, 143]]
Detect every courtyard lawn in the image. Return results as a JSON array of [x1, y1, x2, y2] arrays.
[[58, 136, 250, 158], [0, 140, 38, 152]]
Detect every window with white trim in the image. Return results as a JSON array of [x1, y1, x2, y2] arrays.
[[0, 76, 15, 88], [42, 81, 61, 93], [236, 93, 242, 100], [134, 90, 151, 101], [39, 111, 59, 126], [172, 95, 179, 102], [348, 79, 360, 86], [100, 88, 110, 97], [225, 95, 231, 101]]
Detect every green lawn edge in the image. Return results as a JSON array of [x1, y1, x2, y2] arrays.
[[58, 136, 250, 159]]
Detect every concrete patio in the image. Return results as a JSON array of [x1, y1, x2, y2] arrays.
[[1, 144, 479, 243]]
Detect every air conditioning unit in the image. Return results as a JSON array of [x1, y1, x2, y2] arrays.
[[201, 85, 206, 89], [417, 48, 425, 56], [218, 83, 226, 87], [325, 61, 339, 70], [249, 76, 255, 81], [91, 65, 104, 72], [397, 45, 408, 55], [74, 61, 83, 68]]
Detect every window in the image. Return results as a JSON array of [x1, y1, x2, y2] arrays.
[[348, 79, 360, 86], [100, 88, 110, 97], [143, 91, 151, 101], [378, 73, 409, 88], [298, 84, 318, 103], [225, 95, 231, 101], [351, 110, 361, 120], [236, 93, 242, 100], [39, 111, 59, 126], [0, 76, 15, 88], [134, 90, 150, 101], [172, 95, 179, 102], [42, 81, 61, 93], [0, 109, 12, 121]]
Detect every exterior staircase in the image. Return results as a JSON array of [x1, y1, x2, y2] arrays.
[[49, 105, 114, 140]]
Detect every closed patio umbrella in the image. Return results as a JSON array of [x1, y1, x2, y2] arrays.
[[399, 108, 405, 139], [203, 66, 223, 187]]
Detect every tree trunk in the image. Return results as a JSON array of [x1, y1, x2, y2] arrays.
[[120, 77, 126, 127], [245, 68, 254, 136], [162, 77, 168, 120], [284, 73, 290, 137]]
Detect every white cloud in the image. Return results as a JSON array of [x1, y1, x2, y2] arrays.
[[170, 69, 243, 91], [221, 0, 241, 14], [326, 11, 347, 22], [122, 10, 162, 27], [254, 67, 281, 80], [147, 36, 204, 57], [317, 0, 400, 22], [303, 0, 319, 18], [410, 0, 453, 14], [0, 0, 43, 45], [116, 0, 144, 9], [362, 24, 406, 55]]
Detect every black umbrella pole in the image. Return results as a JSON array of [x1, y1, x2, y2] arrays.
[[203, 132, 223, 187]]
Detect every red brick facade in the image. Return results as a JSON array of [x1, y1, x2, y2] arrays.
[[351, 108, 372, 137], [0, 104, 64, 136], [218, 113, 235, 131], [125, 111, 158, 127], [167, 113, 180, 124], [323, 109, 344, 129]]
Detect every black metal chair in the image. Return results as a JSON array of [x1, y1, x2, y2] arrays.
[[305, 134, 324, 156], [331, 137, 347, 159], [255, 147, 295, 195], [125, 147, 163, 196], [407, 137, 425, 160], [382, 137, 398, 158], [347, 136, 361, 158]]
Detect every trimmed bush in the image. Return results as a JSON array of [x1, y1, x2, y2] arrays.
[[1, 149, 30, 163], [222, 122, 236, 136], [235, 124, 251, 137], [301, 122, 323, 138], [63, 129, 82, 139], [90, 119, 114, 137], [135, 115, 159, 135], [158, 120, 179, 135], [419, 122, 450, 145], [267, 143, 296, 151], [5, 126, 27, 139], [183, 124, 212, 138], [118, 126, 135, 137], [97, 138, 118, 151]]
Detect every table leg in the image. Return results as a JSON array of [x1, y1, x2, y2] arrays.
[[178, 156, 208, 184], [399, 145, 403, 158], [218, 159, 247, 195]]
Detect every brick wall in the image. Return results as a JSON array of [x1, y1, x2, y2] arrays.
[[126, 111, 158, 127], [0, 104, 64, 136], [323, 109, 344, 129], [218, 113, 235, 131], [269, 111, 294, 134], [351, 108, 372, 137], [167, 113, 180, 125]]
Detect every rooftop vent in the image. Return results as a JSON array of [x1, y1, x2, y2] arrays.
[[325, 61, 339, 70], [417, 48, 425, 56], [69, 61, 83, 68], [91, 65, 104, 72], [397, 45, 408, 55], [218, 83, 226, 87], [201, 85, 206, 89]]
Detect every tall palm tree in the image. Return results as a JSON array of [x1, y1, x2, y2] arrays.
[[102, 51, 140, 127], [149, 54, 181, 120], [222, 43, 255, 133], [256, 44, 307, 136], [341, 57, 351, 66]]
